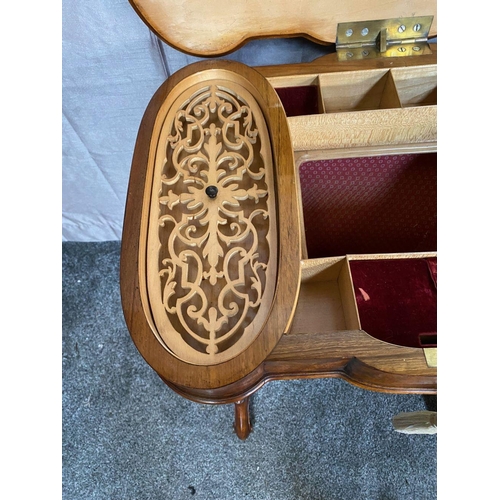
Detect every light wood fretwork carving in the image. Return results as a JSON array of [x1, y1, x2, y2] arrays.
[[146, 80, 277, 365]]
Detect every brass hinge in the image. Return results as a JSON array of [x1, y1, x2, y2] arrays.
[[336, 16, 434, 61]]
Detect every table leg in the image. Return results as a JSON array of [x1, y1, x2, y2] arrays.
[[234, 398, 252, 440]]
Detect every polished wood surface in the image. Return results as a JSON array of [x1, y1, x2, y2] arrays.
[[120, 60, 301, 390], [234, 398, 252, 440], [129, 0, 437, 56], [122, 54, 437, 399], [121, 33, 438, 440], [163, 257, 437, 407]]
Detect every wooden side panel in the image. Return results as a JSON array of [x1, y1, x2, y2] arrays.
[[287, 106, 437, 152]]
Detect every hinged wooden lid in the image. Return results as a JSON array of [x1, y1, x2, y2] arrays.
[[120, 60, 301, 390], [129, 0, 437, 56]]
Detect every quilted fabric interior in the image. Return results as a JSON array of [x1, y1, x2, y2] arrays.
[[299, 153, 437, 258]]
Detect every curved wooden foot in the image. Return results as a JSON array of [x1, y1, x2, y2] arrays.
[[234, 398, 252, 440]]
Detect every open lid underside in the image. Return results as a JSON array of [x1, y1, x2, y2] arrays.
[[129, 0, 437, 57]]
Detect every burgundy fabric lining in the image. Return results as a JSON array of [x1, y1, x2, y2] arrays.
[[426, 257, 437, 288], [299, 154, 437, 258], [349, 258, 437, 348], [275, 86, 320, 117]]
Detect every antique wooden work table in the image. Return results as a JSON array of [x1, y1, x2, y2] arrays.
[[120, 0, 438, 439]]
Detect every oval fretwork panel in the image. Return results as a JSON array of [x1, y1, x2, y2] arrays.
[[144, 73, 277, 366]]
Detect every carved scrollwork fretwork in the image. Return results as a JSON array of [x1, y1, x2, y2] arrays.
[[147, 81, 277, 365]]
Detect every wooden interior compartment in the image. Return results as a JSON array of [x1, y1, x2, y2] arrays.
[[390, 65, 437, 107], [318, 69, 401, 112], [259, 47, 438, 154], [346, 253, 437, 348], [288, 257, 358, 335], [292, 151, 437, 350], [268, 75, 324, 117], [298, 152, 437, 259], [289, 252, 437, 352], [269, 65, 435, 115]]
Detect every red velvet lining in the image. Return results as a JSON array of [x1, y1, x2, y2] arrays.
[[275, 86, 320, 117], [299, 153, 437, 258], [349, 258, 437, 348]]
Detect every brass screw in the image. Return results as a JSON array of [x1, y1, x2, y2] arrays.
[[398, 25, 406, 33], [413, 23, 422, 32]]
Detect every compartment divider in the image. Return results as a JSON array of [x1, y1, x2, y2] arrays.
[[318, 69, 400, 113], [390, 65, 437, 107], [379, 70, 402, 109]]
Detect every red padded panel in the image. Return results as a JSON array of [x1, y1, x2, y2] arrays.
[[299, 153, 437, 258], [275, 86, 320, 117]]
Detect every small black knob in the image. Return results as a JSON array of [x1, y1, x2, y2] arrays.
[[205, 185, 218, 199]]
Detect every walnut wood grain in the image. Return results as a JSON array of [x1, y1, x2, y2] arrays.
[[121, 37, 437, 413], [129, 0, 437, 56], [163, 346, 437, 406], [234, 398, 252, 440]]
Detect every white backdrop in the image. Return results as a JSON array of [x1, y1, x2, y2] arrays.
[[62, 0, 332, 241]]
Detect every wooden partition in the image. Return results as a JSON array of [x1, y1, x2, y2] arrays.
[[267, 62, 437, 154]]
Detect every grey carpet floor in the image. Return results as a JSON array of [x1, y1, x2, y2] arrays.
[[62, 241, 437, 500]]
